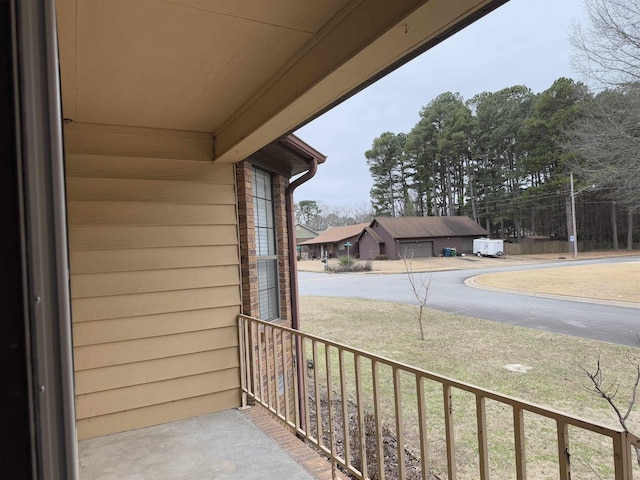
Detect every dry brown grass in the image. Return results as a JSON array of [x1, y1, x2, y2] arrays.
[[473, 261, 640, 303], [300, 296, 640, 479]]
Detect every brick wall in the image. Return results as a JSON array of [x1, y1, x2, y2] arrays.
[[236, 161, 291, 327], [236, 163, 258, 317], [273, 174, 291, 325], [236, 161, 297, 417]]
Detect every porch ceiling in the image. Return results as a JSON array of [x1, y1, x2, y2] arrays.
[[56, 0, 507, 162]]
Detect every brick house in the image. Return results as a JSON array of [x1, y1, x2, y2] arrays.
[[358, 216, 489, 260]]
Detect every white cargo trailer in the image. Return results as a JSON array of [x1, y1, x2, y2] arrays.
[[473, 238, 504, 257]]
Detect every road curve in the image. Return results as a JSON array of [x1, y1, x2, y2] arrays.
[[298, 256, 640, 347]]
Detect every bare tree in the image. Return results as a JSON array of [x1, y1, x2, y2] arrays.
[[568, 1, 640, 247], [571, 0, 640, 88], [295, 201, 376, 231], [566, 86, 640, 248], [581, 357, 640, 467], [349, 201, 376, 224], [400, 253, 431, 341]]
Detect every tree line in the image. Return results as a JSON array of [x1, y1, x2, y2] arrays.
[[365, 0, 640, 249], [298, 78, 638, 248], [367, 80, 579, 236]]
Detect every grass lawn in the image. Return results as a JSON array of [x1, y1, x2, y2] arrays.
[[300, 295, 640, 479]]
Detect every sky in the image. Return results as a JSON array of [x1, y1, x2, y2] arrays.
[[293, 0, 589, 208]]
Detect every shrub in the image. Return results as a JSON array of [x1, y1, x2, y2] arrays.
[[375, 254, 388, 261], [327, 259, 372, 273]]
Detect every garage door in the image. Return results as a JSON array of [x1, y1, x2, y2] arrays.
[[398, 241, 434, 258]]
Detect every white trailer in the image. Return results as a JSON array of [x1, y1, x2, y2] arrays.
[[473, 238, 504, 257]]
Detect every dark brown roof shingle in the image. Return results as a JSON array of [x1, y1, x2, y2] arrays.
[[372, 216, 488, 239]]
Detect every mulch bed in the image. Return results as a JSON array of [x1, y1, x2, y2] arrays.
[[306, 382, 440, 480]]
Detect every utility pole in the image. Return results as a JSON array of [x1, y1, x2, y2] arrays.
[[570, 173, 578, 259], [569, 174, 595, 260]]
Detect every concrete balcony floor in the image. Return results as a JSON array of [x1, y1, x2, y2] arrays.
[[79, 408, 336, 480]]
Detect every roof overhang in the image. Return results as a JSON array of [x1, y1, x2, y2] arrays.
[[248, 135, 326, 177], [56, 0, 508, 163]]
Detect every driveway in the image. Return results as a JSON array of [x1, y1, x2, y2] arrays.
[[298, 256, 640, 346]]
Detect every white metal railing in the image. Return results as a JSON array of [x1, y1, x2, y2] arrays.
[[238, 314, 639, 480]]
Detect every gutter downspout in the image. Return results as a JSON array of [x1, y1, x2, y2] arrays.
[[285, 158, 317, 433]]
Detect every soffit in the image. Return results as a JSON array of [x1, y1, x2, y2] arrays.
[[160, 0, 348, 33], [57, 0, 507, 161], [213, 0, 508, 163], [60, 0, 348, 132]]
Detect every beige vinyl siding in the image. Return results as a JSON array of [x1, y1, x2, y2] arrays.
[[72, 306, 240, 346], [77, 390, 239, 440], [65, 123, 242, 440], [69, 245, 239, 274], [75, 348, 239, 394]]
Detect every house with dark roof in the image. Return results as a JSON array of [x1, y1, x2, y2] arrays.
[[299, 223, 368, 258], [358, 216, 489, 260]]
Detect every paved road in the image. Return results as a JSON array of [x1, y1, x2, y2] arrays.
[[298, 256, 640, 346]]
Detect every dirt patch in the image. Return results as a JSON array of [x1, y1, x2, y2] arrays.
[[307, 382, 438, 480]]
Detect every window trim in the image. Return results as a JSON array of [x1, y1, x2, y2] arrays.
[[253, 167, 280, 321]]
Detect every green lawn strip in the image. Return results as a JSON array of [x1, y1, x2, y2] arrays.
[[300, 296, 640, 480]]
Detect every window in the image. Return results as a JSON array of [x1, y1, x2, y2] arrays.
[[253, 168, 279, 320]]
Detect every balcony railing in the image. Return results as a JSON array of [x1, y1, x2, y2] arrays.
[[238, 314, 639, 480]]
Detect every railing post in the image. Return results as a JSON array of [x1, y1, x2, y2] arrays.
[[476, 395, 489, 480], [338, 349, 351, 473], [393, 368, 406, 480], [281, 330, 291, 424], [443, 384, 457, 480], [556, 420, 570, 480], [514, 406, 527, 480], [302, 337, 311, 437], [416, 376, 430, 480], [613, 431, 633, 480], [238, 316, 247, 407], [271, 326, 280, 418], [372, 360, 386, 480], [355, 355, 369, 479], [325, 345, 338, 479], [265, 324, 273, 412], [312, 341, 323, 445], [295, 333, 307, 434], [257, 322, 265, 403], [291, 332, 302, 432]]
